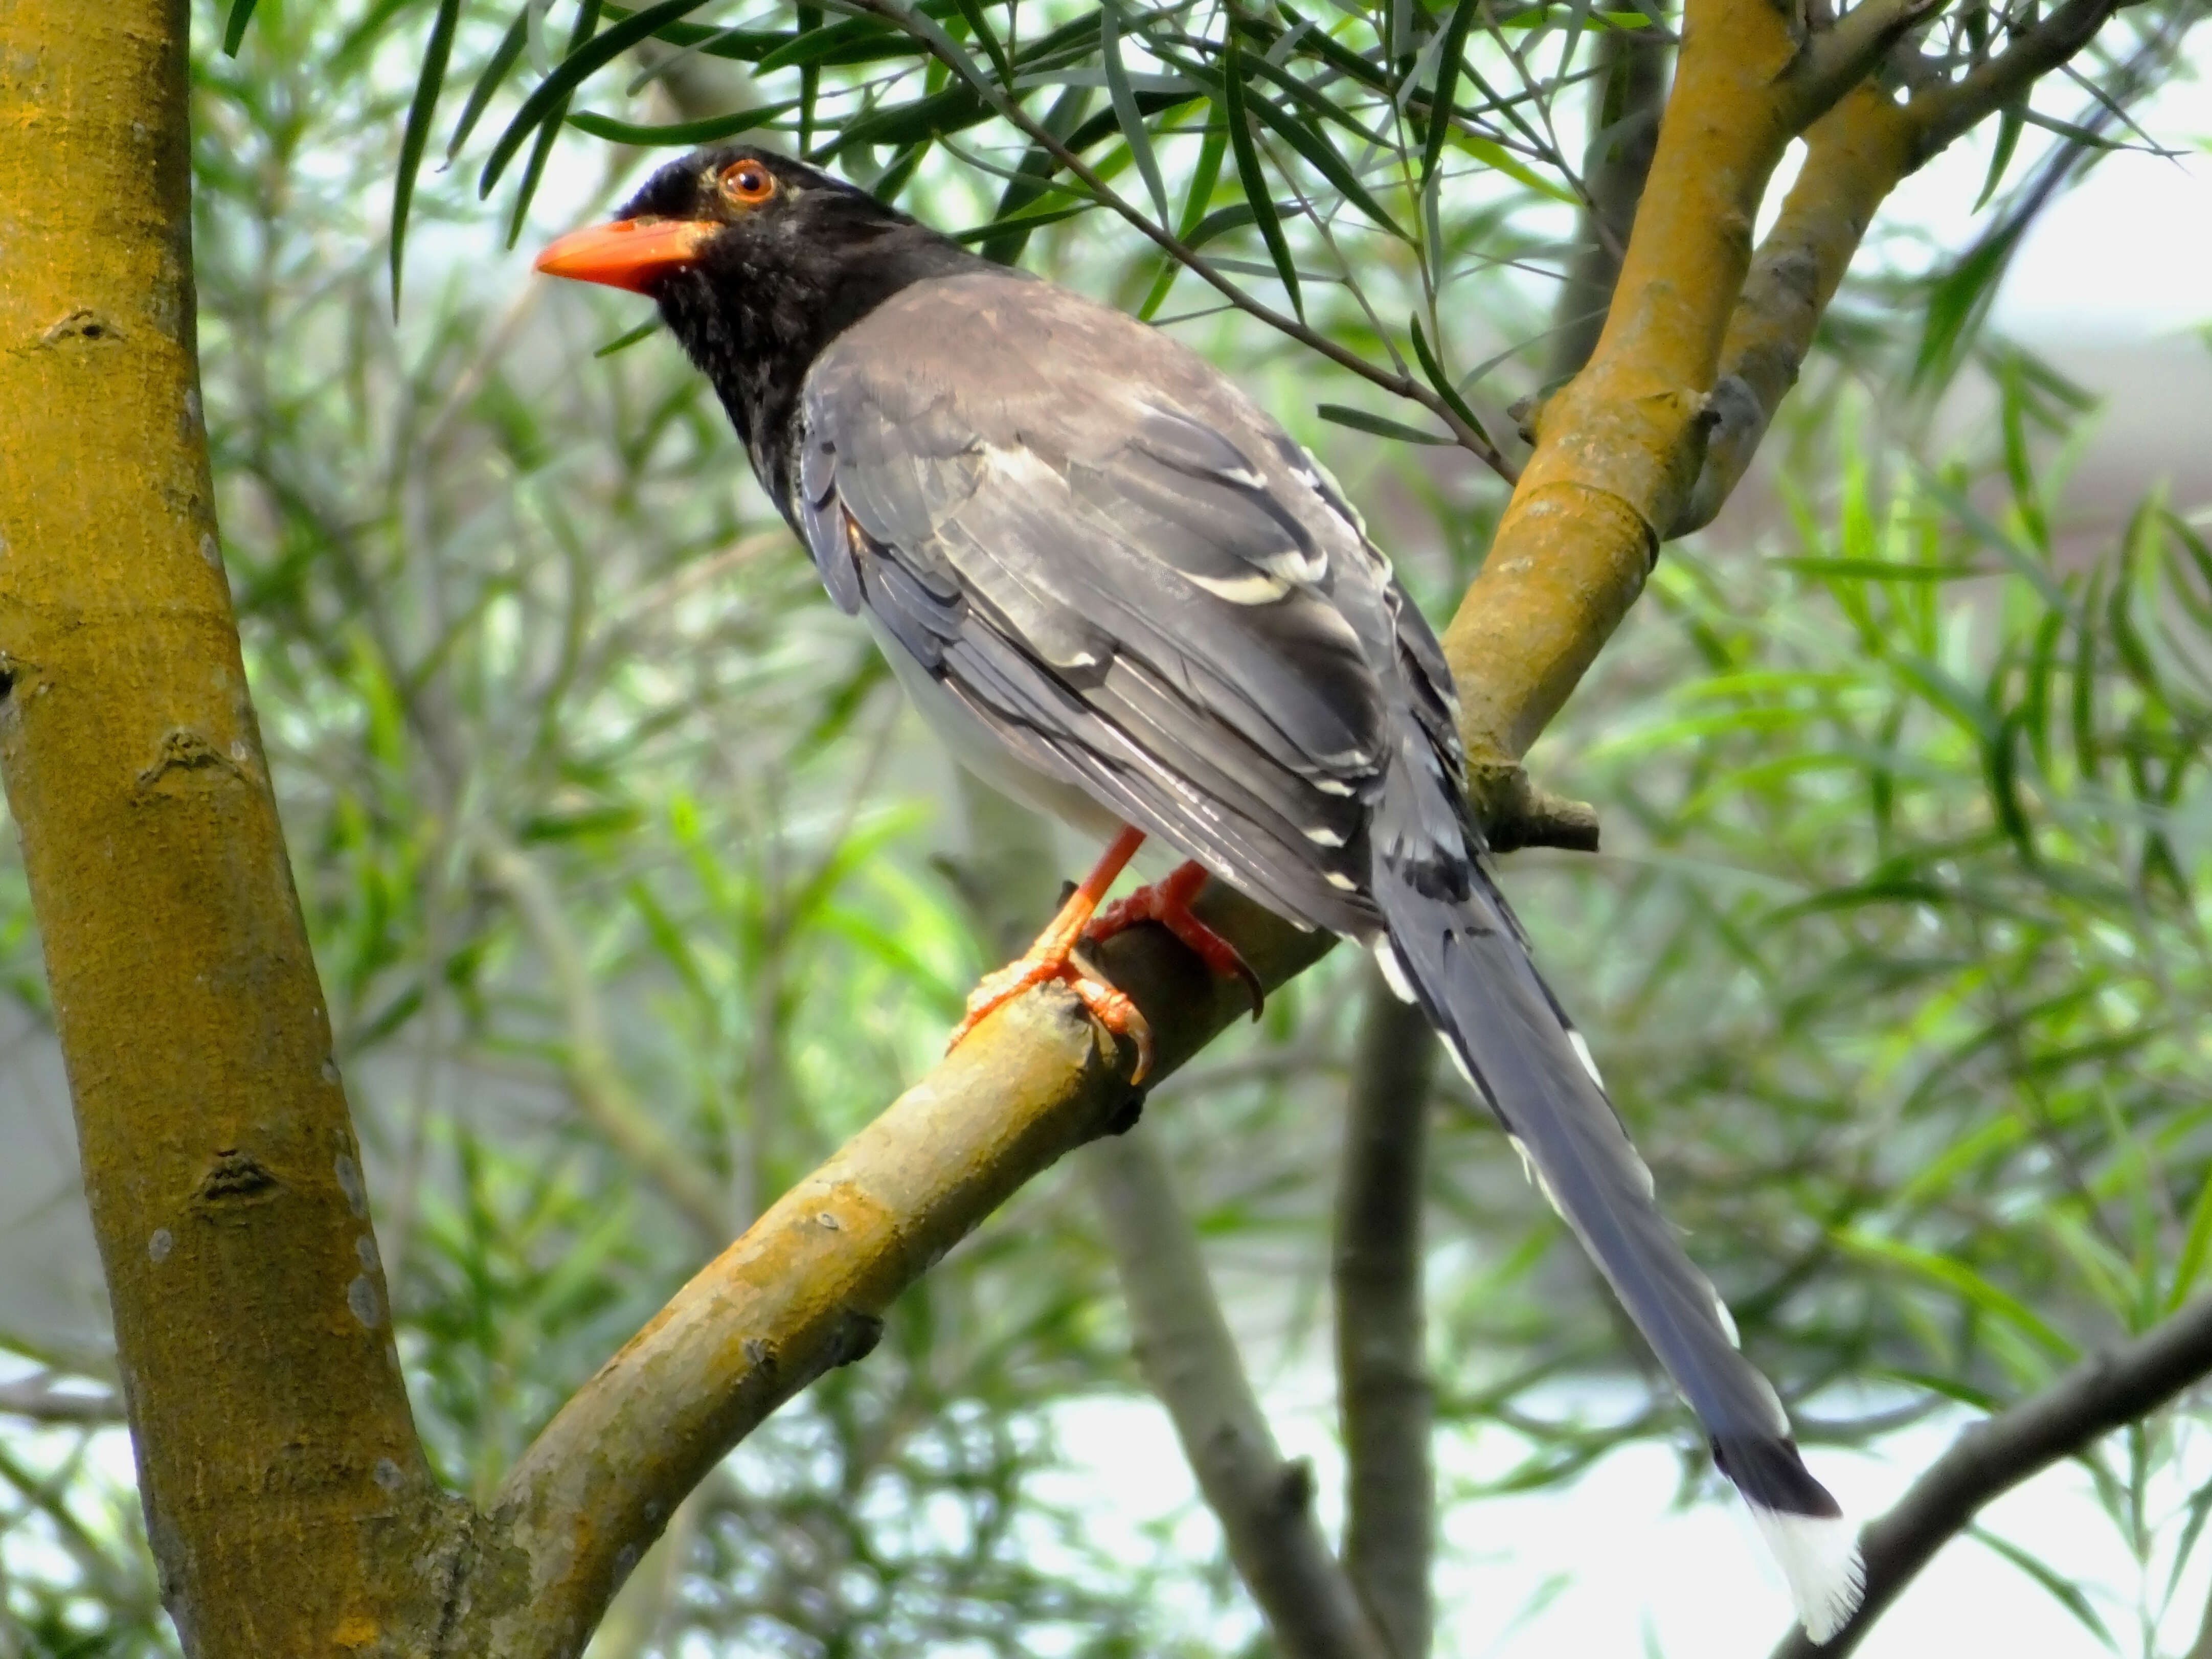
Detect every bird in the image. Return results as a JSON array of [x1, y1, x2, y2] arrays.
[[536, 143, 1865, 1642]]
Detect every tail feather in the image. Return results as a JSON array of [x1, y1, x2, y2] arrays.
[[1371, 755, 1864, 1643]]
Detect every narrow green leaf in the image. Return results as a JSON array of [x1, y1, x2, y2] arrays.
[[2020, 108, 2130, 150], [832, 81, 989, 154], [1842, 1233, 2076, 1359], [1317, 404, 1451, 445], [1101, 2, 1170, 226], [1221, 42, 1301, 321], [1968, 1528, 2118, 1650], [1229, 46, 1392, 150], [448, 7, 531, 162], [222, 0, 260, 55], [872, 139, 931, 203], [1974, 100, 2026, 211], [756, 14, 902, 74], [954, 203, 1093, 244], [1183, 200, 1257, 248], [1912, 217, 2026, 392], [2022, 603, 2064, 777], [593, 318, 663, 357], [1140, 109, 1227, 318], [566, 99, 800, 147], [504, 0, 605, 245], [482, 0, 697, 199], [1775, 557, 1984, 581], [951, 0, 1014, 85], [2072, 565, 2104, 783], [392, 0, 466, 311], [1237, 80, 1405, 241], [1984, 711, 2036, 861], [798, 3, 823, 154], [1421, 0, 1482, 185], [1409, 315, 1493, 447], [977, 83, 1094, 266], [1893, 652, 2001, 741], [872, 0, 998, 100], [1879, 1368, 2001, 1413]]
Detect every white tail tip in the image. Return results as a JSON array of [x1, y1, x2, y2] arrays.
[[1749, 1506, 1866, 1644]]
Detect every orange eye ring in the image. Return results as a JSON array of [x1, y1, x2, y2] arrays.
[[720, 162, 777, 208]]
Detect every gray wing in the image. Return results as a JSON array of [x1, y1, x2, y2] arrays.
[[784, 267, 1862, 1635], [792, 268, 1442, 938]]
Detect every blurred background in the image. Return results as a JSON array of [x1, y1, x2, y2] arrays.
[[1, 1, 2208, 1652]]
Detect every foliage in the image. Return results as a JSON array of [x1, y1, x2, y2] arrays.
[[1, 0, 2208, 1653]]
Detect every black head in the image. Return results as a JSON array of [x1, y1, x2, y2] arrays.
[[537, 146, 982, 490]]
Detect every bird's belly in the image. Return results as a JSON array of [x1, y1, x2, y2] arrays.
[[863, 611, 1130, 842]]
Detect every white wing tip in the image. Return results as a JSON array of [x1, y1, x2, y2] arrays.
[[1748, 1506, 1866, 1645], [1371, 939, 1417, 1004]]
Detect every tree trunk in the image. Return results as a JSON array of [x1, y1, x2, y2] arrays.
[[0, 3, 455, 1652]]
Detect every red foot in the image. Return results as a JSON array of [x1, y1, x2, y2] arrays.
[[947, 825, 1157, 1080], [946, 948, 1153, 1081], [1087, 861, 1265, 1019]]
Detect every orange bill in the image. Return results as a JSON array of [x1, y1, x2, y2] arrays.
[[534, 218, 715, 294]]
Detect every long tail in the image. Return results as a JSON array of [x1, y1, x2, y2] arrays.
[[1370, 753, 1864, 1644]]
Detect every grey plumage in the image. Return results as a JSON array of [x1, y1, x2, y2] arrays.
[[799, 269, 1858, 1588], [544, 144, 1865, 1641]]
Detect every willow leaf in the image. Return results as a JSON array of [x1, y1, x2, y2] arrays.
[[392, 0, 465, 310], [1221, 42, 1301, 321]]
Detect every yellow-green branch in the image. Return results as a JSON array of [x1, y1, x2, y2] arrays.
[[0, 3, 450, 1652], [455, 887, 1329, 1656]]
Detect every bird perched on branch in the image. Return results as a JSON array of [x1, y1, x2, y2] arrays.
[[538, 144, 1864, 1641]]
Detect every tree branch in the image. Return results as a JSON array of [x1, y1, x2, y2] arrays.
[[1669, 82, 1918, 534], [1671, 0, 2129, 535], [477, 829, 733, 1247], [1792, 0, 1946, 119], [0, 1373, 124, 1425], [1334, 966, 1440, 1659], [1546, 4, 1673, 387], [0, 5, 453, 1649], [449, 882, 1331, 1657], [1911, 0, 2131, 158], [1770, 1293, 2212, 1659], [1088, 1125, 1391, 1659], [1440, 0, 1812, 767]]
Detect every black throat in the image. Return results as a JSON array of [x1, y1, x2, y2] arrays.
[[651, 195, 985, 517]]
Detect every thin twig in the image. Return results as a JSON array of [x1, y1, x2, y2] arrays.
[[1770, 1293, 2212, 1659], [0, 1374, 124, 1424], [477, 829, 732, 1246], [1334, 964, 1439, 1659], [1912, 0, 2132, 156], [1088, 1124, 1392, 1659]]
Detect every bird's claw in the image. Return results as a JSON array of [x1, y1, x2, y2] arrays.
[[1086, 862, 1265, 1020], [946, 945, 1156, 1082]]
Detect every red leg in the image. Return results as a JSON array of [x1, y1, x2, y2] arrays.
[[947, 825, 1157, 1079], [1087, 860, 1265, 1019]]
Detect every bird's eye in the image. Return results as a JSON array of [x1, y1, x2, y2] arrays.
[[720, 162, 776, 208]]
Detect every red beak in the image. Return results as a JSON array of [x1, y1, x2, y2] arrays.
[[534, 218, 716, 294]]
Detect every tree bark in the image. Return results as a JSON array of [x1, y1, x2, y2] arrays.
[[0, 3, 455, 1651], [1546, 10, 1672, 387], [1090, 1127, 1390, 1659], [1334, 970, 1438, 1657]]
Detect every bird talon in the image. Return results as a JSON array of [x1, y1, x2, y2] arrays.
[[945, 825, 1155, 1080], [945, 946, 1155, 1082], [1086, 861, 1264, 1020]]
